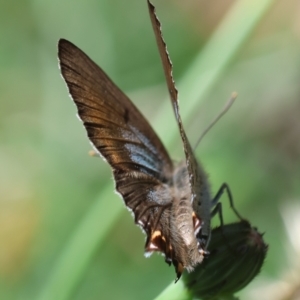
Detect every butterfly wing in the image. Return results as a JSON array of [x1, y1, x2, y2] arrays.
[[58, 39, 174, 246], [148, 1, 211, 239]]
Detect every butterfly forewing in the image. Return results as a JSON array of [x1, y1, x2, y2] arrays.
[[147, 1, 212, 245]]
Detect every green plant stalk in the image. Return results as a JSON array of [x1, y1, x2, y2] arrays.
[[38, 0, 275, 299], [154, 280, 192, 300], [39, 183, 123, 300]]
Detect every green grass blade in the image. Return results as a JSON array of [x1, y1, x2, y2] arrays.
[[154, 280, 192, 300], [38, 183, 123, 300]]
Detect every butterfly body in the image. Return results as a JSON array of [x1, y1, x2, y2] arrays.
[[170, 163, 209, 271], [58, 0, 213, 281], [113, 146, 210, 276]]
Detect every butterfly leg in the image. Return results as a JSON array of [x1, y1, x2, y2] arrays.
[[210, 202, 224, 228], [210, 201, 245, 258], [210, 183, 245, 221]]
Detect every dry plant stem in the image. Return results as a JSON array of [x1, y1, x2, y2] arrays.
[[280, 282, 300, 300]]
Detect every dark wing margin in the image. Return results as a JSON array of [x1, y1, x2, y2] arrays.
[[58, 38, 174, 235], [147, 0, 201, 204]]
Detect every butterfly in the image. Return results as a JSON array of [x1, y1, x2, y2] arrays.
[[58, 0, 234, 281]]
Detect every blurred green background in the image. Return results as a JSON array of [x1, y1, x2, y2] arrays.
[[1, 0, 300, 299]]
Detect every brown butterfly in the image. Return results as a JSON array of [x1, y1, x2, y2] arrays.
[[58, 0, 236, 281]]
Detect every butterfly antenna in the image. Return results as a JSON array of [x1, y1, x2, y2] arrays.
[[194, 92, 238, 150]]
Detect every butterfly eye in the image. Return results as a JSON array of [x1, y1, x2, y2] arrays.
[[197, 233, 210, 251]]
